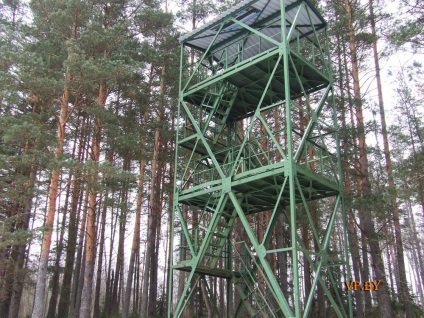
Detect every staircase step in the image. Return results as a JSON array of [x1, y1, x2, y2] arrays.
[[255, 302, 270, 315], [204, 252, 220, 259], [213, 232, 226, 238], [221, 211, 234, 218], [217, 220, 229, 227]]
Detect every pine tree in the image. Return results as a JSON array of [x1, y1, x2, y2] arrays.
[[30, 1, 82, 313], [368, 0, 414, 315], [344, 0, 393, 313], [0, 2, 44, 316], [389, 0, 424, 51]]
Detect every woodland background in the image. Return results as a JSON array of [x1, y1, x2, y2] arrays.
[[0, 0, 423, 317]]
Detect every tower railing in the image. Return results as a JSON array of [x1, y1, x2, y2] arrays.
[[182, 15, 329, 93], [179, 137, 339, 191]]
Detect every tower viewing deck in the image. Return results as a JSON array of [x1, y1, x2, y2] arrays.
[[168, 0, 352, 317], [181, 0, 330, 118]]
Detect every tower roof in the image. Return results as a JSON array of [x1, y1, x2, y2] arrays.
[[179, 0, 327, 59]]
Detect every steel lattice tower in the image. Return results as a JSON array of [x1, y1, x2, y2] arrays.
[[168, 0, 352, 317]]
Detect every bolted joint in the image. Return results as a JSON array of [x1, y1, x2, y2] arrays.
[[222, 177, 232, 194], [257, 245, 267, 258]]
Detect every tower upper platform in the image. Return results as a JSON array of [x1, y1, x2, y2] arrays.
[[179, 0, 327, 56], [179, 0, 331, 121]]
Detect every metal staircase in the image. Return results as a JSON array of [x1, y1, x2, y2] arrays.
[[233, 242, 281, 318]]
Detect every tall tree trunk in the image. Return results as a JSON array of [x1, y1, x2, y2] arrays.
[[7, 219, 31, 318], [7, 167, 36, 318], [139, 64, 155, 318], [276, 213, 288, 298], [407, 199, 424, 301], [93, 191, 108, 318], [134, 253, 140, 313], [58, 116, 87, 316], [75, 232, 87, 318], [343, 35, 373, 313], [46, 179, 71, 318], [104, 193, 118, 316], [123, 157, 147, 318], [111, 179, 129, 316], [359, 223, 372, 310], [150, 158, 165, 315], [6, 116, 38, 317], [141, 63, 166, 317], [69, 187, 89, 318], [369, 1, 414, 316], [338, 31, 365, 317], [79, 82, 107, 318], [345, 0, 392, 315], [166, 104, 176, 314], [92, 146, 112, 318], [407, 200, 424, 287], [148, 64, 167, 317], [200, 278, 215, 318], [47, 125, 80, 318], [31, 59, 71, 318], [386, 236, 396, 295], [31, 18, 78, 318]]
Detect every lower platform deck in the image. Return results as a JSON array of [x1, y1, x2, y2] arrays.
[[173, 263, 242, 279], [178, 161, 340, 214]]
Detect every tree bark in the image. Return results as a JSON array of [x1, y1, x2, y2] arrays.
[[148, 65, 167, 317], [338, 32, 365, 317], [276, 213, 288, 299], [6, 126, 38, 318], [69, 187, 89, 318], [200, 278, 215, 318], [31, 55, 71, 318], [139, 64, 155, 318], [46, 179, 71, 318], [79, 82, 107, 318], [7, 170, 36, 318], [93, 190, 108, 318], [406, 199, 424, 302], [58, 117, 87, 316], [31, 16, 79, 318], [369, 1, 414, 316], [345, 0, 393, 315], [111, 180, 129, 316], [165, 103, 176, 315], [123, 157, 146, 318], [104, 192, 118, 316]]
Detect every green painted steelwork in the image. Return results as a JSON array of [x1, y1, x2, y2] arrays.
[[168, 0, 352, 317]]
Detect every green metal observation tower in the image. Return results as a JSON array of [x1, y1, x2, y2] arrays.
[[168, 0, 352, 317]]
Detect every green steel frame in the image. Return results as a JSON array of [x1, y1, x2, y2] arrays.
[[168, 0, 352, 317]]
